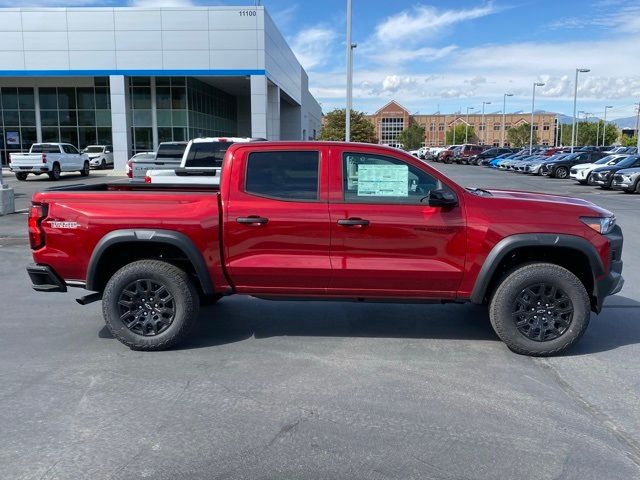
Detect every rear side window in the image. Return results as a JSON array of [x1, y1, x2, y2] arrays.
[[31, 144, 61, 153], [184, 142, 232, 168], [156, 143, 186, 159], [245, 151, 319, 201]]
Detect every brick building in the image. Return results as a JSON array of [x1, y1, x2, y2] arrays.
[[366, 101, 558, 148]]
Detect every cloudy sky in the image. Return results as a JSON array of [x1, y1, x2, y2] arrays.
[[6, 0, 640, 120]]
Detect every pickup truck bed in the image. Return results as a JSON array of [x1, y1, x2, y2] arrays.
[[27, 142, 624, 356]]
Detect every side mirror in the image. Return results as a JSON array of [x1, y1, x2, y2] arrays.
[[105, 149, 112, 153], [428, 189, 458, 208]]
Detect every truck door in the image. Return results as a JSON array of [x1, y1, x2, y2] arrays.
[[224, 147, 331, 294], [328, 148, 466, 298]]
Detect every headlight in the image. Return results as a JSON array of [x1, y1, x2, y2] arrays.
[[580, 216, 616, 235]]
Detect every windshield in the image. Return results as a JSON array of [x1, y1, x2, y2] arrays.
[[156, 143, 187, 159], [84, 146, 104, 153], [595, 155, 624, 165], [184, 142, 233, 168], [615, 155, 639, 168]]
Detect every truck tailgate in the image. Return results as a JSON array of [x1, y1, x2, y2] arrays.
[[10, 154, 44, 167], [132, 160, 179, 180]]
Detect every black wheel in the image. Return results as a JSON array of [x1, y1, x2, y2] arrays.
[[15, 172, 28, 181], [48, 162, 61, 180], [80, 161, 90, 177], [555, 166, 569, 179], [635, 179, 640, 194], [102, 260, 200, 351], [100, 159, 106, 169], [489, 263, 590, 356]]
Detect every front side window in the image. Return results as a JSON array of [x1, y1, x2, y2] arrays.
[[343, 153, 443, 204], [184, 141, 232, 168], [245, 151, 319, 201]]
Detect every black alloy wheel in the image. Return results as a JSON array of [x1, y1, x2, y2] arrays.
[[512, 283, 574, 342], [555, 166, 569, 179], [101, 159, 107, 169], [117, 279, 176, 336], [49, 163, 61, 180]]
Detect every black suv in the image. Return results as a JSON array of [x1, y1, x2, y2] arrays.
[[540, 151, 607, 179], [471, 147, 516, 166], [590, 155, 640, 189]]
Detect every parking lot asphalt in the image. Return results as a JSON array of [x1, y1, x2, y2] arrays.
[[1, 164, 639, 479]]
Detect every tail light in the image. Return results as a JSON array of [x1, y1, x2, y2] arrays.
[[126, 160, 132, 178], [42, 153, 47, 164], [28, 204, 48, 250], [144, 175, 151, 183]]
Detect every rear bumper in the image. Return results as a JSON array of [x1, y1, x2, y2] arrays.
[[27, 264, 67, 292], [9, 165, 49, 172]]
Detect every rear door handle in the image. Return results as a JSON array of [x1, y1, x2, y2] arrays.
[[236, 216, 269, 225], [337, 218, 369, 227]]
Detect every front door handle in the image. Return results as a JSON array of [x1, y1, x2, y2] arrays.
[[337, 218, 369, 227], [236, 216, 269, 226]]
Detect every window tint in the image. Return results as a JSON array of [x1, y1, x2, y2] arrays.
[[343, 153, 442, 204], [66, 145, 79, 154], [245, 151, 319, 201], [156, 143, 187, 159], [184, 142, 232, 168], [31, 144, 61, 153]]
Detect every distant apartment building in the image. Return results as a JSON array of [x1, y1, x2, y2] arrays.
[[366, 101, 558, 147]]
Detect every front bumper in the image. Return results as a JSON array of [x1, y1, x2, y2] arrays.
[[589, 173, 612, 186], [27, 264, 67, 292], [594, 225, 624, 312], [570, 169, 589, 181]]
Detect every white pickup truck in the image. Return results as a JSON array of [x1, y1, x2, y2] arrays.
[[129, 141, 187, 182], [145, 137, 262, 184], [9, 143, 90, 181]]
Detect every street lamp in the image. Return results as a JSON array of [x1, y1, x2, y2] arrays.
[[571, 68, 590, 153], [345, 0, 357, 142], [465, 106, 475, 143], [502, 93, 513, 147], [530, 82, 545, 154], [602, 105, 613, 146], [481, 101, 491, 145]]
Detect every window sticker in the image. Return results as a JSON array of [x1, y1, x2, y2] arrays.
[[356, 164, 408, 197]]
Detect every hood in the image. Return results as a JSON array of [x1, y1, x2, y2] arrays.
[[572, 162, 594, 170], [615, 167, 640, 174], [86, 153, 104, 158], [593, 164, 622, 173], [483, 189, 611, 215]]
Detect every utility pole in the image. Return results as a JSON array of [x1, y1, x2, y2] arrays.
[[636, 102, 640, 150], [530, 82, 545, 154], [465, 107, 474, 143], [481, 101, 491, 145], [603, 105, 612, 146]]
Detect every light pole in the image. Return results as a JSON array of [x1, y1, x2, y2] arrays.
[[530, 82, 545, 154], [571, 68, 590, 153], [602, 105, 613, 146], [635, 103, 640, 150], [345, 0, 356, 142], [465, 106, 474, 143], [502, 93, 513, 147], [481, 101, 491, 145]]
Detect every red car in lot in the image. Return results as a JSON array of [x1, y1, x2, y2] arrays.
[[27, 142, 624, 356]]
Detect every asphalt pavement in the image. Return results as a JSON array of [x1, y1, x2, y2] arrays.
[[0, 163, 639, 479]]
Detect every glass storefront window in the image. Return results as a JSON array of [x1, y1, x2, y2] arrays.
[[78, 127, 97, 149], [20, 110, 36, 125], [21, 127, 37, 150], [95, 88, 110, 109], [172, 110, 187, 127], [3, 110, 19, 126], [41, 110, 58, 127], [78, 110, 95, 126], [157, 127, 173, 143], [18, 88, 35, 109], [59, 127, 79, 146], [39, 88, 58, 109], [171, 88, 186, 109], [58, 110, 77, 127], [77, 88, 95, 110], [1, 88, 18, 109], [97, 127, 112, 145], [42, 127, 59, 142], [132, 88, 151, 109], [133, 127, 153, 151], [58, 88, 76, 110], [95, 110, 111, 126], [157, 110, 172, 127], [133, 110, 152, 126], [156, 87, 171, 109]]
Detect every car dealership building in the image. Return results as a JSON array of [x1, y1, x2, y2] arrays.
[[0, 6, 322, 170]]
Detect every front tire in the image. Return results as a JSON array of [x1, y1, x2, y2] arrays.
[[15, 172, 28, 181], [100, 159, 106, 169], [102, 260, 200, 351], [489, 263, 590, 356], [554, 166, 569, 179], [80, 161, 90, 177]]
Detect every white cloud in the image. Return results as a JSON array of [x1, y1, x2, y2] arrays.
[[271, 4, 298, 29], [374, 2, 498, 44], [382, 75, 417, 93], [289, 26, 337, 71], [369, 45, 457, 66]]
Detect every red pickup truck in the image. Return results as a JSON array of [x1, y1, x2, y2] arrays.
[[27, 142, 624, 356]]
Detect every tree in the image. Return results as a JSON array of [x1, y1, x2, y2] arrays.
[[445, 124, 477, 145], [396, 122, 425, 150], [560, 121, 619, 146], [320, 108, 376, 143], [621, 135, 638, 147], [507, 123, 536, 148]]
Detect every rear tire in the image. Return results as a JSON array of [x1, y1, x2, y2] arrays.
[[80, 161, 90, 177], [48, 162, 61, 181], [635, 179, 640, 194], [15, 172, 28, 181], [488, 263, 590, 356], [102, 260, 200, 351]]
